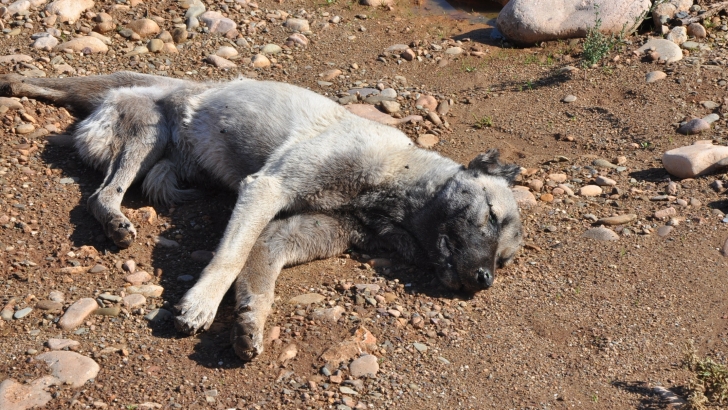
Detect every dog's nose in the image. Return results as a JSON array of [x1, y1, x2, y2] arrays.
[[476, 267, 494, 288]]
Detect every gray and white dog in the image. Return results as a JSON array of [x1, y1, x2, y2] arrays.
[[0, 72, 523, 360]]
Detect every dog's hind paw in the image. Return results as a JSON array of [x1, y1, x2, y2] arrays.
[[230, 316, 264, 361], [174, 296, 218, 335], [106, 216, 136, 248]]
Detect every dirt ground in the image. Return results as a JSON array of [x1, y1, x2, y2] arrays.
[[1, 0, 728, 409]]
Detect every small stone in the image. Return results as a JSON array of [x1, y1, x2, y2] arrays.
[[286, 33, 308, 47], [311, 306, 345, 323], [46, 0, 94, 23], [657, 225, 674, 237], [578, 185, 603, 196], [153, 236, 179, 248], [49, 291, 65, 303], [58, 298, 98, 331], [36, 300, 63, 311], [216, 46, 238, 58], [677, 119, 710, 135], [47, 338, 80, 350], [540, 193, 554, 203], [666, 26, 687, 45], [412, 342, 428, 352], [0, 97, 23, 110], [349, 354, 379, 378], [415, 95, 437, 112], [206, 55, 236, 69], [687, 23, 707, 38], [596, 214, 637, 225], [703, 114, 720, 125], [93, 307, 120, 317], [645, 71, 667, 83], [56, 36, 108, 53], [401, 48, 416, 61], [593, 159, 619, 169], [284, 18, 309, 32], [511, 188, 537, 208], [320, 326, 377, 365], [177, 275, 194, 282], [278, 344, 297, 362], [288, 293, 325, 305], [122, 294, 146, 309], [13, 307, 32, 319], [125, 271, 151, 285], [321, 69, 342, 81], [444, 46, 463, 55], [416, 134, 439, 148], [35, 351, 100, 388], [172, 27, 188, 43], [199, 11, 237, 34], [654, 207, 677, 219], [690, 198, 701, 207], [380, 100, 400, 114], [636, 39, 683, 63], [562, 95, 577, 103], [595, 176, 616, 186], [144, 308, 172, 323], [126, 285, 164, 298], [191, 250, 214, 263], [88, 264, 106, 273], [548, 173, 567, 183], [339, 386, 358, 395], [32, 35, 59, 51], [147, 39, 164, 52], [252, 54, 271, 68], [128, 19, 160, 38], [582, 227, 619, 241], [528, 179, 544, 192], [16, 124, 35, 134], [122, 260, 136, 273]]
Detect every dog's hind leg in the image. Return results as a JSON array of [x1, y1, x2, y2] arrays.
[[0, 71, 183, 116], [231, 213, 356, 361], [142, 159, 200, 207], [81, 90, 169, 248]]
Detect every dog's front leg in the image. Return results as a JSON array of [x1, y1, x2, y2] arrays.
[[231, 213, 356, 360], [175, 174, 288, 334]]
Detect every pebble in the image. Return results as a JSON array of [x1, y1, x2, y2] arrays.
[[349, 354, 379, 378], [666, 26, 687, 45], [35, 351, 100, 388], [401, 48, 416, 61], [288, 293, 325, 305], [415, 95, 437, 112], [199, 11, 236, 34], [311, 306, 345, 323], [252, 54, 271, 68], [36, 300, 63, 311], [153, 236, 179, 248], [703, 114, 720, 125], [13, 307, 32, 319], [380, 100, 400, 114], [206, 54, 236, 69], [287, 33, 308, 47], [645, 71, 666, 83], [122, 294, 146, 309], [144, 308, 172, 323], [261, 44, 282, 55], [191, 250, 214, 263], [46, 0, 94, 23], [148, 39, 164, 53], [321, 69, 342, 81], [128, 19, 160, 38], [126, 285, 164, 298], [702, 101, 720, 110], [321, 326, 376, 365], [125, 271, 151, 285], [58, 298, 98, 331], [177, 274, 194, 282], [0, 55, 32, 64], [593, 159, 619, 169], [687, 22, 707, 38], [540, 193, 554, 203], [582, 227, 619, 241], [49, 291, 65, 303], [596, 214, 637, 225], [578, 185, 603, 196], [413, 342, 428, 352], [47, 338, 80, 350], [654, 207, 677, 219], [284, 18, 310, 32], [595, 176, 616, 186], [0, 97, 23, 110], [278, 344, 297, 362], [511, 187, 537, 207], [32, 35, 58, 51], [122, 260, 136, 273], [528, 179, 543, 192], [444, 46, 463, 55], [677, 119, 710, 135], [657, 225, 674, 237], [172, 27, 188, 43], [557, 184, 574, 196], [562, 95, 577, 103], [16, 124, 35, 134]]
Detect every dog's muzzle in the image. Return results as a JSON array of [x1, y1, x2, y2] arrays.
[[475, 267, 494, 289]]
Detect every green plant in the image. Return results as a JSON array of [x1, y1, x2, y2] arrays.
[[683, 340, 728, 407], [581, 7, 618, 67], [473, 115, 493, 129], [523, 54, 538, 65], [461, 61, 476, 73]]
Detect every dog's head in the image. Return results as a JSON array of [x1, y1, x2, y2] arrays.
[[424, 149, 523, 293]]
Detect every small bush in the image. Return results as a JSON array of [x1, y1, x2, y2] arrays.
[[581, 9, 617, 67]]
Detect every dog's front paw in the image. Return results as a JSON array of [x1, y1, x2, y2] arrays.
[[230, 315, 264, 361], [106, 216, 136, 248], [174, 294, 218, 335]]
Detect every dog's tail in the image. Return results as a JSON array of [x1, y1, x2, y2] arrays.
[[143, 159, 202, 207]]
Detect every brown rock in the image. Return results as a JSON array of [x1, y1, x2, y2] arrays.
[[58, 298, 98, 331], [0, 378, 53, 410], [34, 351, 100, 388], [127, 19, 161, 38], [320, 326, 377, 365], [125, 271, 151, 285]]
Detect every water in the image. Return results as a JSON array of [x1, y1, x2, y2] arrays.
[[415, 0, 502, 24]]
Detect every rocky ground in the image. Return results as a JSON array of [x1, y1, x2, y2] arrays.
[[1, 0, 728, 409]]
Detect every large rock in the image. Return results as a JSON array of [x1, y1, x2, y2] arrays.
[[636, 39, 683, 63], [663, 144, 728, 178], [0, 377, 55, 410], [34, 351, 99, 388], [497, 0, 650, 44], [55, 36, 108, 53], [45, 0, 93, 23]]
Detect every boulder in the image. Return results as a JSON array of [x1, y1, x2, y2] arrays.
[[45, 0, 92, 23], [497, 0, 650, 44], [663, 144, 728, 178]]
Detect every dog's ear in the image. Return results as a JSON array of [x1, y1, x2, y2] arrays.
[[468, 149, 520, 184]]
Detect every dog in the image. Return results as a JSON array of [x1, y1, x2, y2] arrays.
[[0, 72, 523, 360]]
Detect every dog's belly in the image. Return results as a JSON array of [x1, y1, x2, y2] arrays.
[[179, 79, 349, 190]]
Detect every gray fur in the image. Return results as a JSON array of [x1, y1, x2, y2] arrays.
[[0, 72, 523, 361]]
